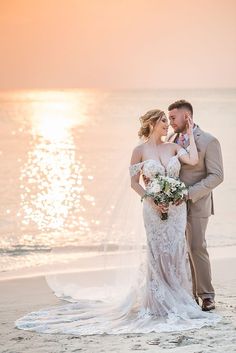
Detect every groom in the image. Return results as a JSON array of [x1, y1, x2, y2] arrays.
[[168, 100, 224, 311]]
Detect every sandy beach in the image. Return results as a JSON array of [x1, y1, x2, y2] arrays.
[[1, 248, 236, 353]]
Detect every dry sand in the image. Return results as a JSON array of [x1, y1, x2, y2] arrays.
[[1, 251, 236, 353]]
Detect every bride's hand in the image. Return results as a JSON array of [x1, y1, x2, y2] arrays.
[[158, 202, 169, 213], [173, 197, 185, 206], [186, 114, 194, 137], [146, 197, 168, 213]]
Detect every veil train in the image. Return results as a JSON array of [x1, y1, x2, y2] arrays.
[[45, 152, 146, 305]]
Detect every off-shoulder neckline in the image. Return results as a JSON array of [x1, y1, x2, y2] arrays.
[[130, 147, 186, 170], [131, 156, 178, 172]]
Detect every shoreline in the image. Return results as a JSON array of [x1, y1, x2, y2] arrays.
[[1, 244, 236, 282]]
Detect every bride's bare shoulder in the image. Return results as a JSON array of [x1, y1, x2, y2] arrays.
[[163, 142, 179, 152], [130, 143, 145, 163], [132, 142, 146, 153]]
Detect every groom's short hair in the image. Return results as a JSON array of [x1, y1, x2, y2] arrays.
[[168, 100, 193, 116]]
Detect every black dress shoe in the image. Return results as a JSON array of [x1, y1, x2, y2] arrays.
[[202, 298, 215, 311], [195, 297, 200, 305]]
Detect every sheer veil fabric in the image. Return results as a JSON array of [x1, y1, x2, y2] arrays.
[[15, 148, 221, 335]]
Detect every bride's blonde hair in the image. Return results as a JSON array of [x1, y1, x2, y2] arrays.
[[138, 109, 165, 139]]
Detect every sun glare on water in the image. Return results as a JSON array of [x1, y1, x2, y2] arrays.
[[18, 91, 91, 238]]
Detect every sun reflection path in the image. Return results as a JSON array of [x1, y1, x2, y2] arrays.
[[18, 92, 93, 243]]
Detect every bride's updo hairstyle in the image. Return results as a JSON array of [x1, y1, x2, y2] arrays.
[[138, 109, 165, 139]]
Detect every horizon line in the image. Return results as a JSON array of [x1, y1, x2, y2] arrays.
[[0, 86, 236, 92]]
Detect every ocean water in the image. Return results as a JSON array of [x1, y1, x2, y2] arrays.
[[0, 89, 235, 277]]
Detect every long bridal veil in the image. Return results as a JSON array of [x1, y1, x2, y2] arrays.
[[45, 151, 146, 306]]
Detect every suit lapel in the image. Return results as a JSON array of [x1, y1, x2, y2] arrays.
[[193, 125, 201, 150]]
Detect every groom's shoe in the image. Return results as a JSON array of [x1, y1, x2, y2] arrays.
[[202, 298, 215, 311], [195, 297, 200, 305]]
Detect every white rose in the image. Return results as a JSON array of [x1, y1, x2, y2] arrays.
[[149, 180, 161, 193]]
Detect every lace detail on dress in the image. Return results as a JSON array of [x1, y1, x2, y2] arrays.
[[129, 161, 144, 177], [129, 149, 189, 180]]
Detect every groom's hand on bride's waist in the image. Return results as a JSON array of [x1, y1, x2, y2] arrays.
[[142, 175, 150, 185]]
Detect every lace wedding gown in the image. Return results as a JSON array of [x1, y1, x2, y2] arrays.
[[15, 148, 221, 334]]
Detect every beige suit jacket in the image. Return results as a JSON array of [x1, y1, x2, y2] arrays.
[[168, 126, 224, 218]]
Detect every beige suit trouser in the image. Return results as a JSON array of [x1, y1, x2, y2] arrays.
[[186, 216, 215, 300]]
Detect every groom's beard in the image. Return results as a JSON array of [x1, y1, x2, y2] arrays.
[[173, 124, 188, 134]]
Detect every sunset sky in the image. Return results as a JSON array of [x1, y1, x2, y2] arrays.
[[0, 0, 236, 89]]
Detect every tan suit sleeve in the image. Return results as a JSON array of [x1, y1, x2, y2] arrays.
[[188, 138, 224, 203]]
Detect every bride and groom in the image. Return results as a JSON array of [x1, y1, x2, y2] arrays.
[[15, 99, 224, 334], [130, 99, 223, 316]]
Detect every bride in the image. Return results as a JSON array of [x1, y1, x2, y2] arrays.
[[15, 109, 221, 335]]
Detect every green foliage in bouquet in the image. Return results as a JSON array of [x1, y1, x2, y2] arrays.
[[147, 174, 188, 220]]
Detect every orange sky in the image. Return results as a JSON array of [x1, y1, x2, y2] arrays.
[[0, 0, 236, 89]]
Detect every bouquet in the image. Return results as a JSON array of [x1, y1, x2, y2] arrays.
[[145, 175, 188, 220]]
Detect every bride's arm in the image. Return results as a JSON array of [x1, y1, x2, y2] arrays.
[[176, 116, 199, 166], [129, 146, 146, 198], [130, 147, 165, 212]]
